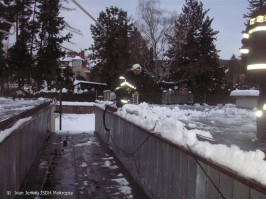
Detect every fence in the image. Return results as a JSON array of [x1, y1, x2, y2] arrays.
[[95, 106, 266, 198], [0, 102, 52, 198]]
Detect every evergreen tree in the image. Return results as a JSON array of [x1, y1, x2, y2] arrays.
[[166, 0, 223, 94], [89, 6, 133, 89], [0, 0, 13, 96], [244, 0, 266, 19], [223, 55, 242, 91], [8, 0, 33, 89], [36, 0, 72, 89]]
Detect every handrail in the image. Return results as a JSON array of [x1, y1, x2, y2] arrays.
[[0, 18, 15, 35]]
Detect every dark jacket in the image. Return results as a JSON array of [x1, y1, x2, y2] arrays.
[[115, 69, 139, 106]]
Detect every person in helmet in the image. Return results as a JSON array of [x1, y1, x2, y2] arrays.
[[115, 64, 141, 107]]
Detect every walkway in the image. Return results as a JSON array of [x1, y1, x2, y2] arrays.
[[20, 132, 147, 199]]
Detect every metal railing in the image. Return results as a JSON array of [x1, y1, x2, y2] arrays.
[[95, 106, 266, 199]]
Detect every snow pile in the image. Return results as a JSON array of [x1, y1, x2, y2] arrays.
[[0, 117, 32, 143], [192, 142, 266, 185], [112, 102, 266, 186]]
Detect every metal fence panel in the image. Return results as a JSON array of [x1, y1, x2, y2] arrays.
[[187, 156, 197, 198], [0, 104, 51, 198], [206, 166, 220, 199], [233, 180, 250, 198], [95, 106, 266, 199], [195, 161, 207, 198], [219, 172, 234, 199], [172, 148, 181, 198]]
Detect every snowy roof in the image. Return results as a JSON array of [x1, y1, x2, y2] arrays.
[[73, 80, 107, 86], [59, 56, 84, 62], [230, 90, 259, 97], [59, 57, 72, 62], [72, 56, 84, 61]]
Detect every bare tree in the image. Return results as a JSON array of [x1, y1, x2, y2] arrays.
[[136, 0, 173, 82]]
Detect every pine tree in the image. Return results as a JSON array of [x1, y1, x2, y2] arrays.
[[89, 6, 133, 89], [244, 0, 266, 19], [36, 0, 72, 89], [166, 0, 223, 94], [0, 1, 13, 93], [8, 0, 33, 89], [224, 55, 242, 90]]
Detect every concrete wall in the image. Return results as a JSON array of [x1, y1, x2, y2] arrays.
[[95, 106, 266, 199], [0, 103, 51, 198], [235, 97, 258, 108]]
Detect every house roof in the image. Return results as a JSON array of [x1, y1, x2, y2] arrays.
[[73, 80, 107, 86], [230, 90, 259, 97], [59, 57, 72, 62], [59, 56, 84, 62], [72, 56, 84, 61]]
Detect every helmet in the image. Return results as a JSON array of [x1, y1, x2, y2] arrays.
[[131, 64, 141, 72]]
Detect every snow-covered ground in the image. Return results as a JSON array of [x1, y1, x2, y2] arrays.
[[55, 113, 95, 134]]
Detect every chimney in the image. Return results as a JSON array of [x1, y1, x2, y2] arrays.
[[80, 50, 85, 59]]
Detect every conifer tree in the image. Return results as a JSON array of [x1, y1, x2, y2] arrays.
[[244, 0, 266, 19], [0, 0, 14, 95], [166, 0, 223, 94], [8, 0, 33, 89], [36, 0, 72, 89], [89, 6, 133, 89]]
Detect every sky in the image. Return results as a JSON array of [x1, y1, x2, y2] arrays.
[[61, 0, 250, 60]]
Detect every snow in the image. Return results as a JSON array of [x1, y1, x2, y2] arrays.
[[94, 102, 266, 186], [111, 178, 133, 198], [57, 101, 95, 106], [55, 113, 95, 134], [80, 162, 88, 168], [0, 117, 32, 143], [102, 160, 119, 170], [75, 140, 99, 147], [230, 89, 259, 96]]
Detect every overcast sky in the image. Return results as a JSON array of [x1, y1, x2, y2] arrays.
[[61, 0, 250, 60]]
